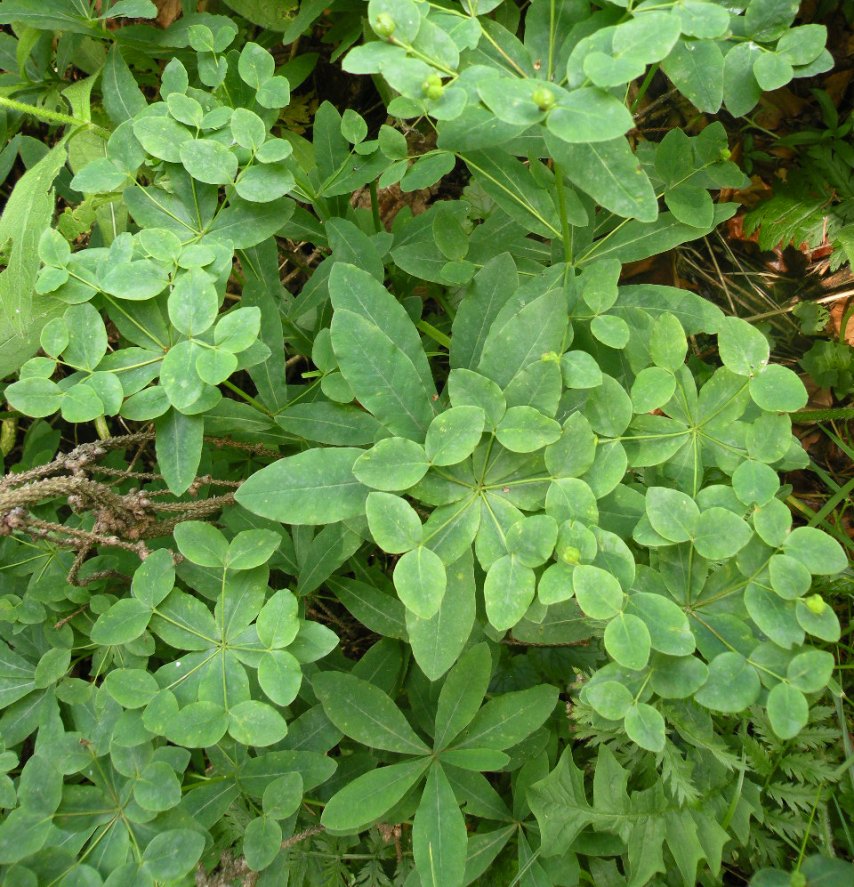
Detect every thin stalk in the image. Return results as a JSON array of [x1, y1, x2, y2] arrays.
[[0, 95, 109, 136], [222, 380, 274, 417], [553, 162, 573, 266], [368, 179, 383, 232], [630, 64, 659, 114]]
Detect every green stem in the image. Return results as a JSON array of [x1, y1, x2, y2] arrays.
[[222, 380, 274, 417], [553, 162, 573, 266], [0, 95, 109, 136], [368, 179, 382, 233], [630, 64, 659, 114]]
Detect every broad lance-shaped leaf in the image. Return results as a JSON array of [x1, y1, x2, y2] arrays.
[[477, 283, 568, 390], [433, 641, 492, 750], [321, 758, 431, 831], [329, 263, 435, 439], [312, 672, 430, 755], [235, 447, 369, 525], [454, 684, 557, 750], [407, 549, 477, 681], [545, 132, 658, 223], [0, 141, 68, 378], [413, 763, 468, 887]]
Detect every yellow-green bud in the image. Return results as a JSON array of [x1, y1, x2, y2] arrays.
[[804, 594, 827, 615], [559, 546, 581, 565], [423, 74, 444, 101], [532, 87, 556, 111], [0, 417, 16, 457], [790, 873, 806, 887], [374, 13, 396, 38], [719, 147, 732, 161]]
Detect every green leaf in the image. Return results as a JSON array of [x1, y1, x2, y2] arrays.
[[749, 364, 808, 412], [662, 39, 724, 113], [135, 761, 182, 813], [4, 378, 63, 417], [353, 437, 430, 490], [573, 565, 624, 619], [425, 406, 485, 466], [225, 529, 281, 570], [142, 829, 205, 881], [585, 680, 634, 720], [102, 45, 147, 125], [450, 253, 518, 371], [604, 613, 651, 671], [561, 351, 602, 388], [0, 142, 68, 378], [313, 672, 430, 754], [165, 701, 229, 747], [624, 702, 665, 752], [440, 748, 509, 770], [447, 368, 507, 428], [768, 554, 812, 599], [228, 700, 288, 746], [243, 815, 282, 872], [168, 269, 219, 337], [258, 650, 302, 705], [627, 593, 694, 656], [787, 649, 834, 694], [276, 402, 382, 445], [753, 52, 793, 91], [434, 641, 492, 749], [321, 758, 430, 831], [413, 764, 468, 887], [90, 599, 151, 646], [174, 520, 227, 568], [367, 492, 423, 553], [495, 406, 561, 452], [330, 263, 435, 439], [546, 88, 635, 143], [506, 515, 558, 567], [649, 653, 708, 699], [694, 652, 760, 713], [645, 487, 699, 543], [477, 282, 567, 388], [455, 684, 558, 750], [745, 0, 799, 41], [484, 554, 536, 631], [133, 116, 192, 163], [796, 595, 840, 642], [208, 197, 295, 249], [717, 316, 769, 376], [782, 527, 847, 574], [236, 448, 369, 524], [155, 409, 204, 496], [394, 546, 447, 619], [545, 133, 658, 222], [693, 508, 752, 559], [179, 139, 238, 184], [766, 683, 808, 740], [263, 772, 304, 819], [650, 313, 688, 371], [102, 668, 159, 709]]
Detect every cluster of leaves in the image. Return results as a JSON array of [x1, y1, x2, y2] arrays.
[[741, 87, 854, 398], [0, 1, 851, 886]]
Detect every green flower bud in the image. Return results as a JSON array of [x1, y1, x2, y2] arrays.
[[789, 874, 806, 887], [532, 87, 556, 112], [0, 417, 15, 457], [373, 12, 396, 38], [719, 147, 732, 161], [422, 74, 444, 101], [804, 594, 827, 615], [560, 546, 581, 565]]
